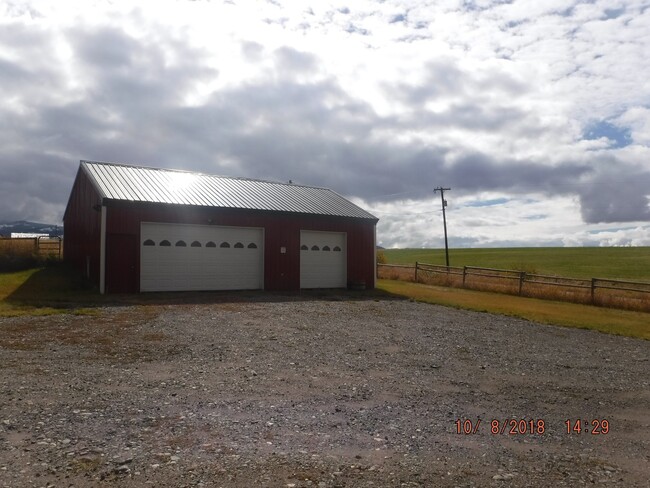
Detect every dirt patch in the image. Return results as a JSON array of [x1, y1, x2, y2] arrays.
[[1, 296, 648, 487], [0, 306, 171, 360]]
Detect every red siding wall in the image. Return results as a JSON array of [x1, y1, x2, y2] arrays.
[[63, 168, 102, 285], [104, 201, 376, 292]]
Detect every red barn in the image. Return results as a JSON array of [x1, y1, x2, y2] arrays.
[[63, 161, 378, 293]]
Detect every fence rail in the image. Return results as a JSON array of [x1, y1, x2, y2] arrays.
[[377, 261, 650, 313], [0, 237, 62, 259]]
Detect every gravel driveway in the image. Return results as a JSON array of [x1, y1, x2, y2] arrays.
[[1, 293, 649, 487]]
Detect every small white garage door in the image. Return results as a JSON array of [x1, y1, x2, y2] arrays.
[[140, 223, 263, 292], [300, 230, 346, 289]]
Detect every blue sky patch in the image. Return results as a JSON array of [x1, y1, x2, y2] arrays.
[[587, 226, 637, 235], [464, 197, 509, 207], [524, 214, 547, 221], [583, 120, 632, 148], [603, 7, 625, 19]]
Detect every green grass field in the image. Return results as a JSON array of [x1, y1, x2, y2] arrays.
[[381, 247, 650, 281], [0, 266, 98, 317]]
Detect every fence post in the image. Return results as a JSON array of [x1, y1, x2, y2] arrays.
[[415, 262, 419, 283], [518, 272, 525, 296], [591, 278, 596, 304], [462, 266, 467, 287]]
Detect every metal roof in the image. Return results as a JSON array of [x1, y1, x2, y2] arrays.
[[81, 161, 377, 220]]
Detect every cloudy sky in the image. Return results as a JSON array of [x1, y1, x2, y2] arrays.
[[1, 0, 649, 247]]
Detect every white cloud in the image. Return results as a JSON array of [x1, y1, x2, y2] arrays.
[[616, 107, 650, 145], [0, 0, 649, 247], [563, 226, 650, 247]]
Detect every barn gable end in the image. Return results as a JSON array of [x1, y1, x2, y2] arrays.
[[63, 165, 103, 284]]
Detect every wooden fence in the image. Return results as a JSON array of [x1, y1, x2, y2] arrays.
[[0, 237, 62, 259], [377, 262, 650, 313]]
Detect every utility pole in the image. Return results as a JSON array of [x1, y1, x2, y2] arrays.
[[434, 187, 451, 267]]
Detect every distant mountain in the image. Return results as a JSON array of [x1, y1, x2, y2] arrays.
[[0, 220, 62, 237]]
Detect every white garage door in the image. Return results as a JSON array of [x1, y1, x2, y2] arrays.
[[140, 223, 263, 292], [300, 231, 346, 289]]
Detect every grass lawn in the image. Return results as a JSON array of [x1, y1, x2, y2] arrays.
[[378, 279, 650, 340], [381, 247, 650, 281], [0, 266, 99, 317]]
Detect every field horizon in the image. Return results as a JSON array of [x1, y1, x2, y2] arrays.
[[381, 246, 650, 282]]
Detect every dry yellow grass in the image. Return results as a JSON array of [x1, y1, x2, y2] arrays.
[[0, 238, 62, 274], [0, 237, 62, 257], [378, 279, 650, 340], [378, 264, 416, 282], [378, 264, 650, 313], [0, 238, 38, 255]]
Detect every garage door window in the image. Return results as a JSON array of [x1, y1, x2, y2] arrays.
[[144, 239, 259, 248], [301, 244, 342, 252]]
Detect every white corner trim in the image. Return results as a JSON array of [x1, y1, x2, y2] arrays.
[[99, 205, 106, 294], [373, 224, 377, 288]]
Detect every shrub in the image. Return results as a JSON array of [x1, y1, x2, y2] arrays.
[[376, 250, 387, 264]]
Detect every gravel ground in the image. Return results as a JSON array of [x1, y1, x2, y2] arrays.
[[1, 293, 649, 487]]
